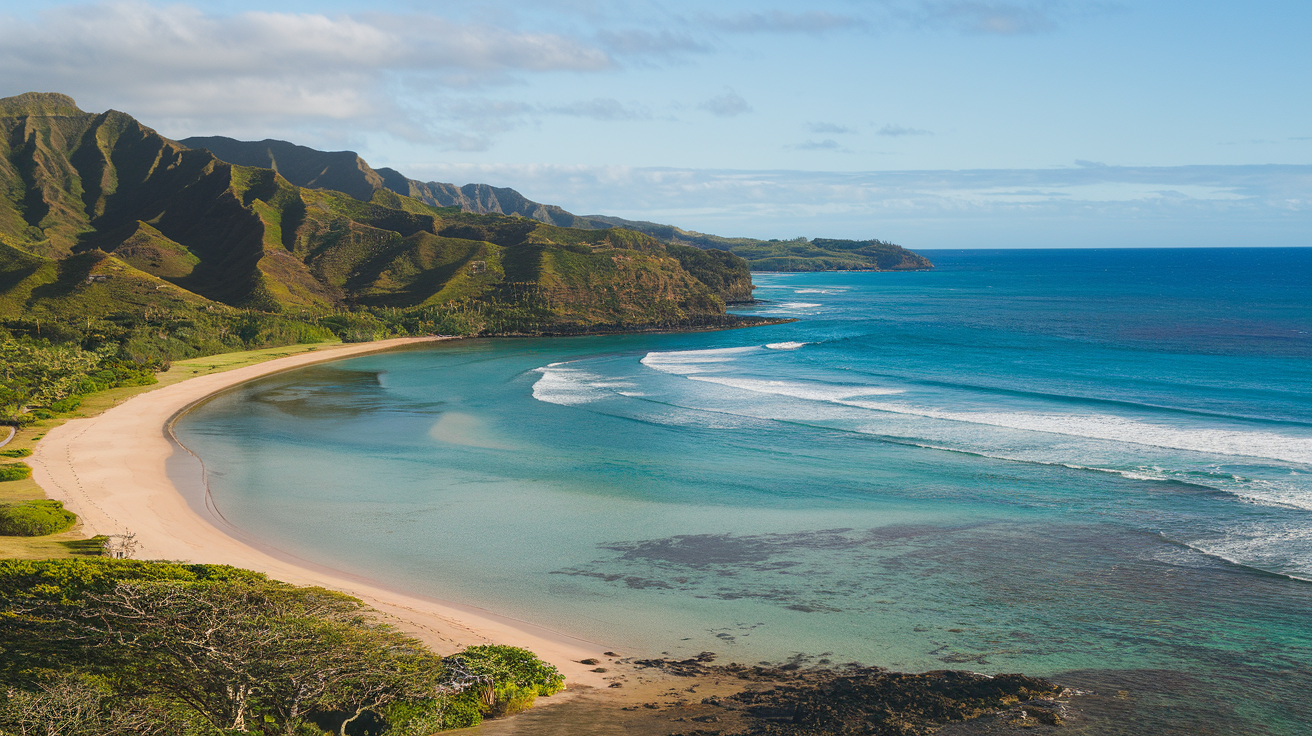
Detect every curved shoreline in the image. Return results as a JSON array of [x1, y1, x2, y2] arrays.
[[28, 336, 617, 690]]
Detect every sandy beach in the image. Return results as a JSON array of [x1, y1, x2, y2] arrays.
[[26, 336, 618, 691]]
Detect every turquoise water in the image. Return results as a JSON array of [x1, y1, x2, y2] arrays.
[[177, 248, 1312, 733]]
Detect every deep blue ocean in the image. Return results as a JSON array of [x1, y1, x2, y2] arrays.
[[177, 248, 1312, 734]]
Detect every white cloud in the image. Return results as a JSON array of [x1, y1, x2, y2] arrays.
[[705, 10, 868, 34], [698, 91, 752, 117], [809, 122, 857, 134], [877, 124, 934, 136], [546, 98, 651, 121], [0, 1, 612, 134], [393, 162, 1312, 246], [596, 28, 709, 56], [788, 139, 846, 151]]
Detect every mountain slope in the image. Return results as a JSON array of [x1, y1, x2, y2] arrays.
[[180, 136, 384, 201], [181, 136, 600, 228], [179, 135, 932, 273], [584, 216, 934, 272], [0, 93, 755, 333]]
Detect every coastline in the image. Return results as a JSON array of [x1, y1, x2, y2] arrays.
[[26, 335, 619, 691], [14, 330, 1121, 732]]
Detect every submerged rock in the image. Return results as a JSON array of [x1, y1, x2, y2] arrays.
[[634, 657, 1066, 736]]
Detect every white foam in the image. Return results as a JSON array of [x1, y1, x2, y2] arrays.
[[531, 365, 611, 406], [689, 376, 903, 402], [843, 401, 1312, 466], [1057, 463, 1169, 482], [1226, 477, 1312, 512], [889, 435, 1312, 513], [640, 346, 760, 375], [778, 302, 822, 309], [765, 342, 809, 350], [1181, 526, 1312, 582], [794, 289, 835, 294]]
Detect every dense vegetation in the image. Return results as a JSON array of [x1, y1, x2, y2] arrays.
[[0, 558, 564, 735], [726, 237, 934, 272], [586, 217, 935, 272]]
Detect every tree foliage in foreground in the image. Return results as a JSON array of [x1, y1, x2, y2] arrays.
[[0, 559, 564, 735]]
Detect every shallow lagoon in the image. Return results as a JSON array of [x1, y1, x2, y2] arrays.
[[177, 249, 1312, 734]]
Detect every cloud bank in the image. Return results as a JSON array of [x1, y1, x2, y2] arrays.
[[0, 1, 614, 142], [0, 0, 1137, 152], [395, 163, 1312, 247]]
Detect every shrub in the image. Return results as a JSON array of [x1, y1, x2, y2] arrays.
[[48, 396, 81, 413], [442, 691, 487, 728], [0, 463, 32, 481], [380, 647, 564, 732], [456, 645, 566, 698], [0, 448, 32, 458], [383, 693, 484, 734], [0, 500, 77, 536], [490, 683, 539, 717]]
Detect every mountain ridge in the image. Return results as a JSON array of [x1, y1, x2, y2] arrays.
[[181, 136, 602, 229], [179, 136, 932, 272], [0, 93, 758, 344]]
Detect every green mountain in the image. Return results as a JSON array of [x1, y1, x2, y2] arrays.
[[0, 93, 754, 334], [181, 136, 603, 229], [583, 216, 934, 272], [179, 136, 932, 273]]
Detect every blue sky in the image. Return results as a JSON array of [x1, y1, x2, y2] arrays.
[[1, 0, 1308, 246]]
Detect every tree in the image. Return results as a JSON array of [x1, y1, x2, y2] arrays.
[[42, 579, 443, 733], [100, 533, 139, 559], [0, 560, 559, 735], [317, 631, 444, 736], [0, 674, 183, 736]]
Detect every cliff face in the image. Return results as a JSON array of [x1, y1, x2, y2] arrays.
[[0, 94, 754, 328]]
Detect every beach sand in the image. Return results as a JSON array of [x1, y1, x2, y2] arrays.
[[26, 336, 619, 691]]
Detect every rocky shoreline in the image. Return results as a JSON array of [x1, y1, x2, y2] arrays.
[[631, 654, 1071, 735], [472, 653, 1089, 736]]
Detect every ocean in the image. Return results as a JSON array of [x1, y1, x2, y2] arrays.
[[175, 248, 1312, 734]]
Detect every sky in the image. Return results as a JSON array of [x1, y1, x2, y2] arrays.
[[1, 0, 1308, 247]]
